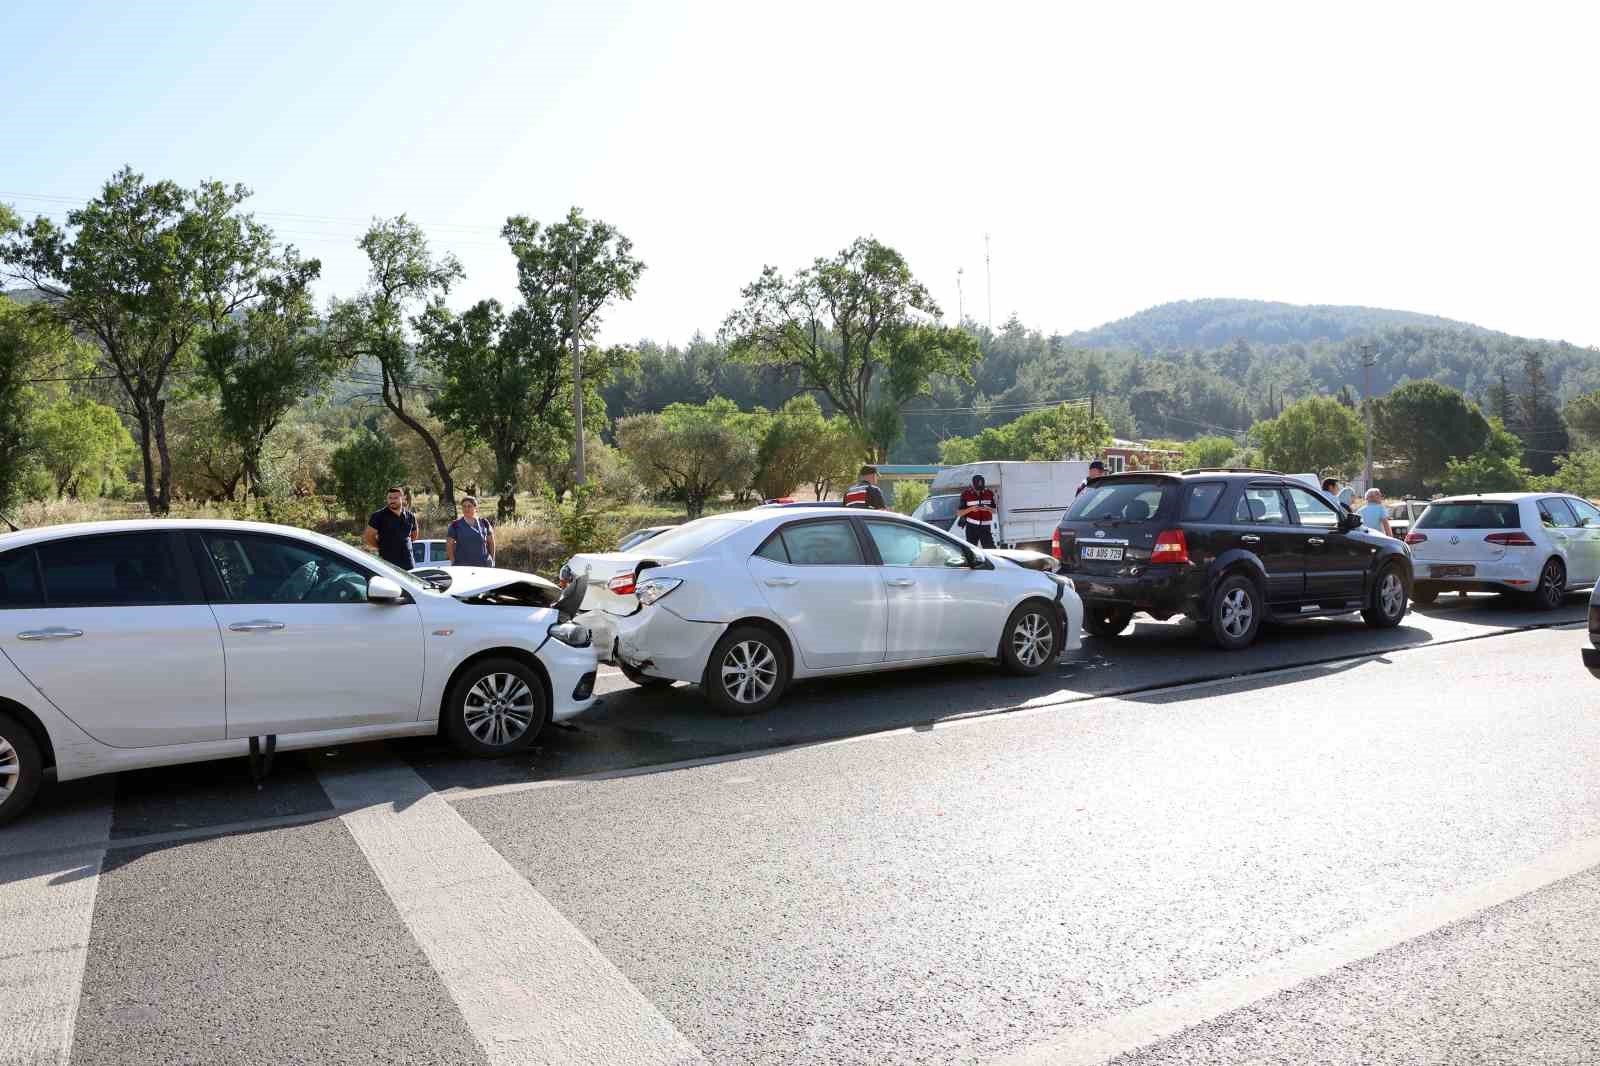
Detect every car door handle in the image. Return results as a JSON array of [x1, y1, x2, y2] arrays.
[[885, 578, 917, 587], [228, 620, 286, 632], [17, 627, 84, 641], [1240, 534, 1261, 545], [763, 578, 798, 588], [1306, 537, 1325, 546]]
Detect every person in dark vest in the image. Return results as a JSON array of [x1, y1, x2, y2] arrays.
[[957, 473, 998, 548], [1075, 459, 1106, 497], [843, 465, 887, 509], [364, 486, 419, 570], [446, 495, 496, 567]]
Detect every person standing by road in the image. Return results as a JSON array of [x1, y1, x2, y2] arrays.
[[446, 495, 496, 567], [1359, 487, 1393, 537], [957, 474, 998, 548], [1075, 460, 1106, 497], [365, 486, 419, 570], [843, 466, 887, 509]]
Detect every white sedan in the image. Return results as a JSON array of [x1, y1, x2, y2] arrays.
[[0, 519, 600, 824], [571, 507, 1082, 713]]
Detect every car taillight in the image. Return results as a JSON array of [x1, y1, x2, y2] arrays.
[[1051, 528, 1061, 560], [1151, 529, 1189, 564], [1403, 532, 1427, 545], [606, 572, 636, 595], [1485, 531, 1536, 546]]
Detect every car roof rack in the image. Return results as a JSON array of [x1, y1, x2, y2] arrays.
[[1179, 467, 1288, 476]]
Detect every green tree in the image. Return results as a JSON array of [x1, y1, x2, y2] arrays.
[[500, 208, 644, 486], [198, 252, 342, 496], [1252, 397, 1363, 474], [753, 395, 833, 500], [723, 237, 980, 459], [167, 397, 246, 502], [938, 435, 981, 465], [1563, 391, 1600, 447], [616, 401, 758, 519], [891, 479, 929, 516], [1442, 419, 1528, 494], [1182, 435, 1238, 469], [29, 398, 134, 498], [1373, 380, 1489, 488], [331, 427, 410, 525], [0, 297, 58, 507], [1531, 449, 1600, 499], [935, 404, 1112, 463], [1, 167, 278, 512], [329, 217, 464, 515]]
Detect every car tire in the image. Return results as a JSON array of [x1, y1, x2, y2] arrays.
[[703, 625, 790, 716], [1001, 600, 1062, 676], [1082, 606, 1134, 638], [0, 711, 44, 827], [1411, 582, 1439, 606], [444, 657, 549, 756], [1363, 564, 1408, 628], [620, 661, 674, 688], [1527, 557, 1567, 611], [1206, 573, 1262, 651]]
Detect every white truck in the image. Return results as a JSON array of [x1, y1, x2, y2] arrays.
[[912, 461, 1091, 551]]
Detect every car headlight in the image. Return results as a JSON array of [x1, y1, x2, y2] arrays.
[[547, 621, 592, 647], [635, 576, 682, 606]]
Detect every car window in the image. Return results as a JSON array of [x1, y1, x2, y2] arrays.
[[203, 534, 373, 603], [779, 521, 863, 565], [1415, 502, 1521, 529], [913, 495, 962, 522], [865, 521, 968, 568], [1181, 482, 1226, 521], [412, 542, 428, 564], [0, 548, 43, 608], [1235, 487, 1288, 525], [1569, 499, 1600, 527], [1285, 486, 1340, 529], [1065, 481, 1169, 523], [1539, 498, 1578, 528], [753, 535, 789, 563], [34, 533, 188, 607]]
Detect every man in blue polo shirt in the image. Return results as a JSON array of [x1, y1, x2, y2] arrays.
[[364, 486, 419, 570]]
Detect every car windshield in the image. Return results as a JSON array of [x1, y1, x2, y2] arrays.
[[1415, 502, 1521, 529], [1064, 480, 1170, 524], [629, 517, 747, 558], [913, 495, 962, 521]]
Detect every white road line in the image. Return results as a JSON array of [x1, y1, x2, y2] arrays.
[[317, 757, 705, 1066], [989, 830, 1600, 1066], [0, 782, 112, 1066]]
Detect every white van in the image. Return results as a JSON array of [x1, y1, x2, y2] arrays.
[[914, 461, 1091, 551]]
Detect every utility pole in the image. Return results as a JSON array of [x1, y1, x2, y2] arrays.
[[956, 267, 964, 325], [1360, 342, 1377, 491], [984, 233, 993, 330], [570, 282, 585, 486]]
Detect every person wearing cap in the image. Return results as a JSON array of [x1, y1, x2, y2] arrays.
[[957, 473, 998, 548], [1075, 459, 1107, 497], [446, 495, 496, 567], [843, 465, 887, 509]]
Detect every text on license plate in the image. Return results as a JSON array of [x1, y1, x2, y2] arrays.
[[1081, 545, 1125, 562], [1430, 564, 1475, 577]]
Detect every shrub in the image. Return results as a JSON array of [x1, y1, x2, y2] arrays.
[[892, 480, 929, 516], [330, 429, 408, 525]]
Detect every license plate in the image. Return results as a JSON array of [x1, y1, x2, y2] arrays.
[[1081, 545, 1125, 562], [1431, 564, 1475, 577]]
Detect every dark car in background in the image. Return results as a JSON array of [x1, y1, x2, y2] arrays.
[[1053, 469, 1413, 650]]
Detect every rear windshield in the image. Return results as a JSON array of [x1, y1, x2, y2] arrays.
[[630, 517, 746, 558], [913, 495, 962, 521], [1415, 502, 1521, 530], [1064, 480, 1170, 524]]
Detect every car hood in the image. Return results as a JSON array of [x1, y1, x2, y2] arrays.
[[420, 565, 564, 605], [987, 548, 1060, 573]]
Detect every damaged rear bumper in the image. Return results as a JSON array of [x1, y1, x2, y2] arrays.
[[579, 606, 726, 685]]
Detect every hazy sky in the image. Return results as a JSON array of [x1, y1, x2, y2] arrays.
[[5, 1, 1598, 346]]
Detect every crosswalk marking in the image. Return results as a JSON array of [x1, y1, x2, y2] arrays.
[[317, 755, 705, 1066], [0, 784, 111, 1066]]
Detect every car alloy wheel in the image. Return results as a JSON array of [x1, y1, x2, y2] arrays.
[[1539, 560, 1565, 609], [1219, 587, 1254, 639], [721, 640, 779, 705], [462, 672, 537, 746], [1379, 571, 1405, 619], [1011, 610, 1055, 668], [0, 712, 43, 826], [0, 735, 18, 806]]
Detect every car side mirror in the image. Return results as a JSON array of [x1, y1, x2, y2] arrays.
[[368, 576, 405, 602], [1339, 511, 1363, 532]]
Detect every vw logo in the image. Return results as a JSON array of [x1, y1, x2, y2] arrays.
[[1449, 535, 1460, 545], [1094, 530, 1106, 538]]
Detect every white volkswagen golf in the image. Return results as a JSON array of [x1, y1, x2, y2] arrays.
[[0, 520, 600, 824], [1405, 493, 1600, 608], [570, 507, 1083, 713]]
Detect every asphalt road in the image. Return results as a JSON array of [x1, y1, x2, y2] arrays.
[[4, 592, 1598, 1065]]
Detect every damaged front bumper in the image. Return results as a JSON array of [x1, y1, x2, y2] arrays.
[[578, 605, 726, 685]]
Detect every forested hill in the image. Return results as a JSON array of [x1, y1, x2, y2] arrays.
[[1066, 298, 1491, 353]]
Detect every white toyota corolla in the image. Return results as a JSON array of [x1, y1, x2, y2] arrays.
[[570, 507, 1083, 713], [0, 520, 600, 824]]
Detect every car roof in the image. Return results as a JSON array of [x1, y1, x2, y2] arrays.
[[1426, 493, 1547, 504], [0, 518, 353, 551]]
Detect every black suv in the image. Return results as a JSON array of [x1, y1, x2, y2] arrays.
[[1053, 469, 1413, 649]]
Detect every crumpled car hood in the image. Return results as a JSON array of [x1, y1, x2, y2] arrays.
[[431, 566, 563, 602]]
